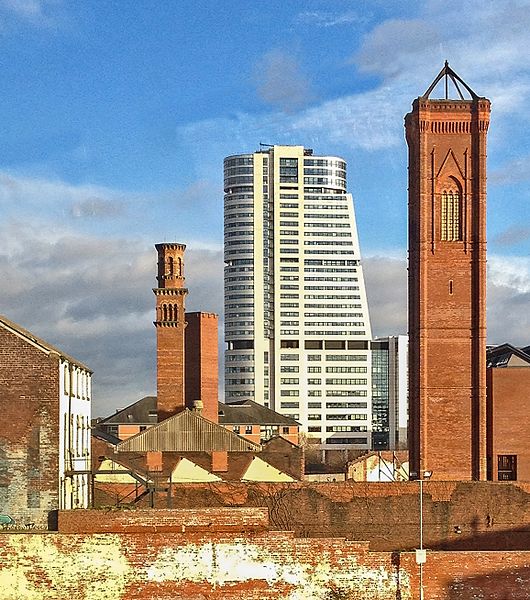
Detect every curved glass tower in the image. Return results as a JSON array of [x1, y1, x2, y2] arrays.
[[224, 145, 373, 450]]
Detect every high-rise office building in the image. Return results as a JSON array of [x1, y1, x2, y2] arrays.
[[224, 145, 373, 450], [371, 335, 408, 451]]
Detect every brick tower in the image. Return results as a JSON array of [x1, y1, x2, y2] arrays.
[[405, 63, 490, 480], [154, 243, 188, 421]]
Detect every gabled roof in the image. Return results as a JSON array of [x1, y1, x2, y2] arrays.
[[0, 314, 91, 372], [98, 396, 157, 425], [421, 61, 480, 101], [218, 399, 300, 426], [116, 408, 261, 453], [487, 343, 530, 368]]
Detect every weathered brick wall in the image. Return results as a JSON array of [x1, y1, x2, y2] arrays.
[[0, 326, 60, 528], [57, 507, 269, 533], [0, 528, 529, 599], [93, 481, 530, 551]]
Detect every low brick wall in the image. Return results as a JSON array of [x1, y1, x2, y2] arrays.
[[57, 507, 269, 534], [0, 528, 529, 599], [94, 480, 530, 551]]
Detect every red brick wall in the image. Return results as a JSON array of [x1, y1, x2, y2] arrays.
[[184, 312, 219, 423], [57, 507, 269, 533], [0, 526, 529, 599], [0, 325, 60, 528], [487, 367, 530, 481], [94, 480, 530, 551], [406, 96, 490, 481]]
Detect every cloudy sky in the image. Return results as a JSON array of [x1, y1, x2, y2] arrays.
[[1, 0, 529, 415]]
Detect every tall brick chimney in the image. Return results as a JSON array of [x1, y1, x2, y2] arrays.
[[185, 312, 219, 423], [154, 243, 188, 421]]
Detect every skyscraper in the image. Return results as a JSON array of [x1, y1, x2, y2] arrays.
[[406, 63, 490, 480], [224, 145, 373, 450]]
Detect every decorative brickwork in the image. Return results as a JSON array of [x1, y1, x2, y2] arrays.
[[154, 243, 188, 421], [405, 65, 491, 480]]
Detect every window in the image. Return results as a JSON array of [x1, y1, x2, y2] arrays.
[[281, 402, 299, 408], [498, 455, 517, 481], [281, 340, 299, 348], [441, 190, 461, 241], [233, 426, 240, 433], [305, 340, 323, 349], [326, 437, 367, 445], [308, 366, 321, 373], [282, 427, 290, 434]]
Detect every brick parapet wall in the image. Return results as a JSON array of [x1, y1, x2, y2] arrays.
[[0, 529, 529, 599], [57, 507, 269, 534]]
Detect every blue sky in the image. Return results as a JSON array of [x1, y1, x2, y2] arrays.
[[1, 0, 530, 414]]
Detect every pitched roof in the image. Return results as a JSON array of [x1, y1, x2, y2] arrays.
[[218, 399, 300, 426], [0, 314, 91, 371], [96, 450, 299, 482], [98, 396, 157, 424], [116, 408, 261, 453], [486, 343, 530, 368]]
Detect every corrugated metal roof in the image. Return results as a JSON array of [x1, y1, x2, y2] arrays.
[[116, 409, 261, 453]]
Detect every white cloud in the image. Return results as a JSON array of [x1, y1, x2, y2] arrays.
[[254, 49, 314, 112], [0, 220, 223, 415], [296, 10, 362, 28], [0, 0, 64, 28]]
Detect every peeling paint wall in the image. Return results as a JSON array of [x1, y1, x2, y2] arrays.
[[0, 530, 529, 599]]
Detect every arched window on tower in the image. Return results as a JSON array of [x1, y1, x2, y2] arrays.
[[173, 304, 178, 323], [168, 304, 173, 322], [177, 257, 182, 276], [168, 257, 174, 276], [441, 189, 462, 241], [163, 304, 168, 321]]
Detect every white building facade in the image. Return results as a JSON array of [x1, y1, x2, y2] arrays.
[[224, 145, 373, 450], [59, 359, 92, 509]]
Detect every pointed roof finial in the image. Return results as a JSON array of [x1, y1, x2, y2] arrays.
[[421, 62, 479, 100]]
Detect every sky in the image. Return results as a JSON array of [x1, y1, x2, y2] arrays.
[[1, 0, 530, 415]]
